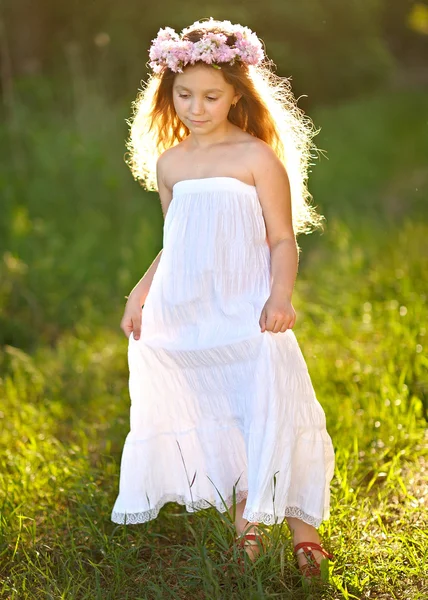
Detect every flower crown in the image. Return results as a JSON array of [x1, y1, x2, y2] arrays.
[[148, 19, 265, 74]]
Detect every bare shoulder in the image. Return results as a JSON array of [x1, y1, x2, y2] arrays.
[[156, 147, 183, 217], [156, 145, 181, 186], [246, 137, 288, 181], [157, 142, 189, 190]]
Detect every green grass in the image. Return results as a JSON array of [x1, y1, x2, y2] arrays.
[[0, 85, 427, 598]]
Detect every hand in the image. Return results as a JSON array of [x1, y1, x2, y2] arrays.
[[259, 293, 296, 333], [120, 295, 144, 340]]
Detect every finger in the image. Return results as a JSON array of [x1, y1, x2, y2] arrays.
[[121, 320, 132, 338], [264, 315, 274, 332], [277, 320, 287, 333], [267, 314, 282, 333], [272, 319, 283, 333], [133, 315, 142, 340], [259, 309, 267, 332], [266, 316, 276, 333]]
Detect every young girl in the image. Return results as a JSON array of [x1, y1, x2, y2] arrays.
[[111, 18, 335, 579]]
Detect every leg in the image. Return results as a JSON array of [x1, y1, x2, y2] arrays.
[[231, 498, 263, 561], [233, 498, 252, 535]]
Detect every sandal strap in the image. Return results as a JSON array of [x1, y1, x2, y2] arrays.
[[294, 541, 334, 560], [300, 562, 321, 577], [236, 533, 265, 548]]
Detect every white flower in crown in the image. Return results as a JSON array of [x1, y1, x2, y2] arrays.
[[148, 21, 265, 73]]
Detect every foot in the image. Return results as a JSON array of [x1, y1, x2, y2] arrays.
[[287, 518, 332, 578], [236, 531, 265, 562], [294, 541, 333, 579], [221, 528, 264, 574], [294, 531, 323, 570], [235, 524, 265, 562]]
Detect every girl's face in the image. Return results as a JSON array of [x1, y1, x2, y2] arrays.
[[172, 64, 240, 134]]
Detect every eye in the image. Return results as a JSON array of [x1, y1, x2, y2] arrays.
[[178, 93, 190, 99], [206, 97, 218, 101]]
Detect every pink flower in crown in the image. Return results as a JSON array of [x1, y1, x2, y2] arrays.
[[148, 22, 265, 73], [216, 45, 239, 64], [234, 29, 264, 65], [149, 28, 193, 73], [192, 33, 227, 64], [156, 27, 180, 43], [167, 40, 193, 71]]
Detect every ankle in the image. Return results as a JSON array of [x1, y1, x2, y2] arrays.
[[293, 528, 321, 546], [235, 521, 260, 537], [236, 530, 265, 562], [287, 518, 320, 545]]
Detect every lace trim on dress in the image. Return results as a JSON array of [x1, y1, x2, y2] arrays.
[[243, 507, 322, 528], [111, 490, 248, 525], [111, 490, 322, 528]]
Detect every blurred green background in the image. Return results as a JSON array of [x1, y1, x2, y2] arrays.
[[1, 2, 427, 599], [1, 0, 428, 349]]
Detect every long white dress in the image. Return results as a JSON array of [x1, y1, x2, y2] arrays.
[[111, 177, 335, 528]]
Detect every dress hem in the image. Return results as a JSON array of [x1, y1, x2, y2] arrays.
[[111, 490, 325, 528]]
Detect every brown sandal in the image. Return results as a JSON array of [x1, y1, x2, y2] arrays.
[[294, 541, 334, 578]]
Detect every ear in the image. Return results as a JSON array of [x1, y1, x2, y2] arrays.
[[232, 92, 242, 106]]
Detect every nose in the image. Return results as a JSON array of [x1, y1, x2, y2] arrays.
[[189, 98, 204, 116]]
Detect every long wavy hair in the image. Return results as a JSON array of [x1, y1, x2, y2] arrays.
[[126, 19, 324, 236]]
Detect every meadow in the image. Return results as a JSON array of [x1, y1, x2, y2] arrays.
[[0, 84, 427, 599]]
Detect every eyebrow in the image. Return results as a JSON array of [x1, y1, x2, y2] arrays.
[[174, 85, 224, 93]]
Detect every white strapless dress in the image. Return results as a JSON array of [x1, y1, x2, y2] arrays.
[[111, 177, 335, 527]]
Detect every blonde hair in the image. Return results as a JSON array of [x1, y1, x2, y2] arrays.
[[126, 20, 324, 236]]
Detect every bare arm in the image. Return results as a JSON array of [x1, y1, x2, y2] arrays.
[[120, 154, 173, 338], [253, 143, 298, 297], [270, 239, 299, 299], [127, 249, 163, 306], [126, 156, 173, 302], [252, 142, 299, 333]]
